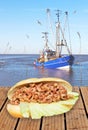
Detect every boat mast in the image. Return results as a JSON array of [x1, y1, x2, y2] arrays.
[[56, 10, 61, 57], [55, 10, 71, 56], [42, 32, 49, 51]]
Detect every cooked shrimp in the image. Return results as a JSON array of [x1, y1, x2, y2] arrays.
[[10, 82, 68, 104]]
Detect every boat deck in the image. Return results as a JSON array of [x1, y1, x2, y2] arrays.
[[0, 87, 88, 130]]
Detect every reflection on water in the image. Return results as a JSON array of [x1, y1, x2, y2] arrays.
[[0, 54, 88, 86]]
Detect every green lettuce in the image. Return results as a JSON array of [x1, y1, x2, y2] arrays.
[[20, 102, 30, 118], [19, 92, 79, 119]]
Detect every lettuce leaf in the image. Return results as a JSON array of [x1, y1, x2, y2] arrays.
[[20, 102, 30, 118], [19, 92, 79, 119]]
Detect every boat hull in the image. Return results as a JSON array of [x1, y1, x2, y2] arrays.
[[34, 55, 74, 69]]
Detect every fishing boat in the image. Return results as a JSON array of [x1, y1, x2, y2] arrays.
[[34, 10, 74, 69]]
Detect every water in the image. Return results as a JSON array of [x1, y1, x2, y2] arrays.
[[0, 54, 88, 87]]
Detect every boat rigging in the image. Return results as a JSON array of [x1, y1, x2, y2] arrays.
[[34, 9, 74, 69]]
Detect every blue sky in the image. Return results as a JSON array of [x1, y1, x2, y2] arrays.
[[0, 0, 88, 54]]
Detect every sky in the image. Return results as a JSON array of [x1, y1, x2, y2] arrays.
[[0, 0, 88, 54]]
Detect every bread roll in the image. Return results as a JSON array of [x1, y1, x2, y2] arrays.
[[7, 77, 79, 119]]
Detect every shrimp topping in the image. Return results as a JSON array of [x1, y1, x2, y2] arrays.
[[10, 82, 68, 105]]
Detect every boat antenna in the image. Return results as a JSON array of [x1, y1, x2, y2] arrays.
[[42, 32, 49, 51], [56, 10, 61, 22], [46, 8, 55, 49], [55, 10, 61, 57]]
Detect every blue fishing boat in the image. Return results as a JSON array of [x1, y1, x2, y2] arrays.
[[35, 55, 74, 69], [34, 10, 74, 69]]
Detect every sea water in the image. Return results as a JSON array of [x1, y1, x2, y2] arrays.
[[0, 54, 88, 87]]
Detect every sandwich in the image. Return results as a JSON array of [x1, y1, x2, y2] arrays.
[[7, 77, 79, 119]]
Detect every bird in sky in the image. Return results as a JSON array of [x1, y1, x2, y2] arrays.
[[37, 20, 42, 25]]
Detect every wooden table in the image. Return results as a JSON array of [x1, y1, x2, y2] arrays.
[[0, 87, 88, 130]]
